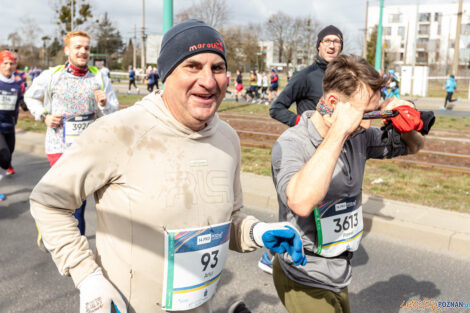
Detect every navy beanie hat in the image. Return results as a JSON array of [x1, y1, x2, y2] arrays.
[[316, 25, 343, 52], [158, 19, 226, 83]]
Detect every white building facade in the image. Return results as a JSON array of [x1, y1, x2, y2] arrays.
[[146, 34, 163, 65], [367, 2, 470, 72]]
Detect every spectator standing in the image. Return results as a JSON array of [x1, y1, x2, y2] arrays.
[[269, 25, 343, 127]]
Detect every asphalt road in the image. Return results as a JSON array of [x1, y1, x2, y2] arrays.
[[1, 150, 469, 313]]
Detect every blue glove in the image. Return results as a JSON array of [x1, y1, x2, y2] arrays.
[[252, 222, 306, 266]]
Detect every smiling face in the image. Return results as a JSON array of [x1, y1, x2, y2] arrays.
[[64, 36, 91, 68], [162, 53, 227, 131], [318, 34, 342, 63]]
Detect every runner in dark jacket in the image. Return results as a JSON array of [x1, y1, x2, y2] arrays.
[[269, 25, 343, 127]]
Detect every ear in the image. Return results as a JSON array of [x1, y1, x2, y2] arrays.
[[64, 45, 69, 57], [326, 94, 338, 110]]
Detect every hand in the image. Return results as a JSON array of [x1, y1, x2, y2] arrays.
[[94, 89, 107, 107], [78, 268, 127, 313], [253, 222, 306, 266], [390, 105, 423, 133], [44, 114, 63, 128], [328, 100, 364, 136]]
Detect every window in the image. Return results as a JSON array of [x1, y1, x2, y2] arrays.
[[465, 24, 470, 35], [417, 51, 428, 63], [417, 38, 429, 49], [400, 52, 404, 61], [389, 13, 401, 23], [397, 26, 405, 37], [383, 27, 392, 36], [437, 24, 441, 35], [419, 13, 431, 22], [434, 12, 440, 22], [418, 24, 430, 35]]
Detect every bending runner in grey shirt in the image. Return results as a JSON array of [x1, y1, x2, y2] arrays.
[[270, 55, 434, 313]]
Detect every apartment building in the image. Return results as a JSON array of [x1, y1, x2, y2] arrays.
[[368, 2, 470, 70]]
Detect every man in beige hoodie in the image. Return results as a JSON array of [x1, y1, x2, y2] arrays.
[[30, 20, 305, 313]]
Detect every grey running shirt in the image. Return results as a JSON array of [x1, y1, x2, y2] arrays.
[[271, 111, 408, 292]]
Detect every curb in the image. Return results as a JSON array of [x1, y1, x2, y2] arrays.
[[240, 172, 470, 257]]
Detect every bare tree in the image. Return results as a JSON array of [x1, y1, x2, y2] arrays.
[[21, 18, 43, 51], [41, 36, 51, 66], [265, 12, 294, 64], [7, 32, 21, 51], [17, 17, 43, 64], [220, 24, 259, 72], [285, 17, 304, 68], [298, 17, 320, 65], [175, 0, 229, 30]]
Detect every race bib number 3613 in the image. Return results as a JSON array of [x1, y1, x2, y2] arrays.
[[162, 221, 231, 311], [314, 196, 363, 257]]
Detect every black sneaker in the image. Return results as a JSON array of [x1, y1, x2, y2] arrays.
[[227, 300, 252, 313]]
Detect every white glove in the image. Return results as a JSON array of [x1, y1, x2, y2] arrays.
[[78, 268, 127, 313]]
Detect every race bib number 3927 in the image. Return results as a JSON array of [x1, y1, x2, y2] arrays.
[[162, 221, 231, 311], [63, 113, 95, 147]]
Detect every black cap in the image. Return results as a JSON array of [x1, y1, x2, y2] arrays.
[[316, 25, 343, 52], [157, 19, 226, 83]]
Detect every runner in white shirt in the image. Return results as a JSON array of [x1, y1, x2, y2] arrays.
[[25, 30, 118, 241]]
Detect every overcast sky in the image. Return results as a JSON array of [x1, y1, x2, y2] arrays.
[[2, 0, 456, 55]]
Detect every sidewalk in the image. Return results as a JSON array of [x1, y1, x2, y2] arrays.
[[412, 96, 470, 112], [14, 130, 470, 257]]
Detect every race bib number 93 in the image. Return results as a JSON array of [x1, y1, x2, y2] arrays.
[[162, 221, 231, 311]]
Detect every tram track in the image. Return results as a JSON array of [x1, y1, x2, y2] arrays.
[[221, 112, 470, 174]]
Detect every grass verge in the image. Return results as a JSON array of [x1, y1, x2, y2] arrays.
[[241, 147, 470, 213]]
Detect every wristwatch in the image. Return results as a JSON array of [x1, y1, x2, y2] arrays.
[[40, 113, 47, 122], [249, 222, 262, 247]]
